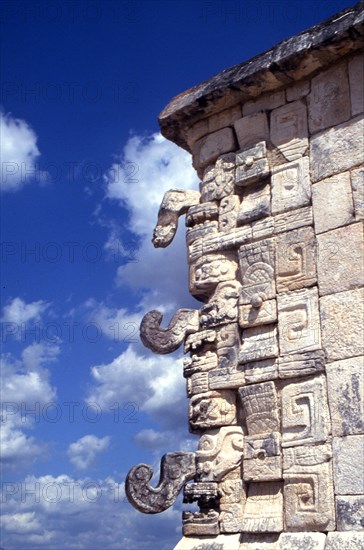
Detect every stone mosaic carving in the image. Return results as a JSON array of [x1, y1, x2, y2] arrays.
[[126, 6, 364, 547]]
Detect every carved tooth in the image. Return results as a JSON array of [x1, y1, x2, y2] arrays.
[[140, 308, 199, 355]]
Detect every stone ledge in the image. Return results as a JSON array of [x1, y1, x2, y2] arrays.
[[159, 2, 364, 151]]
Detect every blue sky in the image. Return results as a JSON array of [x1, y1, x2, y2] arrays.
[[0, 0, 354, 548]]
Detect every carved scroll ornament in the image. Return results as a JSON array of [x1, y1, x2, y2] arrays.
[[126, 452, 196, 514], [140, 308, 199, 354]]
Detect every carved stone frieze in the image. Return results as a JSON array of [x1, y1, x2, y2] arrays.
[[243, 432, 282, 482], [126, 452, 196, 514], [241, 482, 284, 532], [239, 324, 279, 363], [200, 153, 236, 202], [239, 381, 280, 435], [276, 227, 316, 292], [189, 253, 238, 299], [196, 426, 244, 482], [239, 238, 276, 305], [219, 195, 240, 232], [200, 281, 241, 329], [140, 308, 199, 354], [235, 142, 270, 187], [152, 189, 200, 248], [189, 391, 237, 431], [183, 510, 220, 536]]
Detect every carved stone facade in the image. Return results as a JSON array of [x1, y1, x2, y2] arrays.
[[126, 4, 364, 549]]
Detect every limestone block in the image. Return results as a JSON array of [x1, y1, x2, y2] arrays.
[[278, 533, 326, 549], [200, 153, 236, 201], [310, 115, 364, 182], [237, 181, 270, 225], [184, 349, 217, 376], [277, 288, 321, 355], [276, 226, 317, 292], [240, 534, 279, 549], [336, 495, 364, 531], [286, 79, 311, 102], [239, 298, 277, 329], [271, 157, 311, 215], [184, 330, 216, 353], [189, 252, 238, 298], [186, 221, 219, 245], [278, 349, 325, 379], [308, 63, 351, 134], [272, 206, 313, 235], [183, 481, 220, 506], [235, 142, 270, 187], [185, 118, 209, 148], [239, 238, 276, 304], [194, 129, 237, 170], [189, 391, 237, 431], [239, 324, 279, 363], [209, 105, 242, 134], [196, 426, 244, 482], [241, 481, 283, 533], [186, 202, 219, 227], [216, 323, 240, 350], [271, 100, 309, 161], [312, 172, 355, 234], [320, 288, 364, 361], [200, 281, 241, 329], [219, 480, 247, 534], [325, 531, 364, 549], [239, 381, 280, 435], [326, 357, 364, 437], [174, 534, 241, 550], [209, 362, 245, 391], [182, 510, 219, 536], [243, 90, 285, 116], [281, 375, 330, 447], [333, 435, 364, 495], [186, 371, 209, 397], [219, 195, 240, 232], [250, 217, 275, 241], [243, 432, 282, 482], [351, 167, 364, 220], [244, 358, 278, 384], [283, 444, 335, 531], [234, 112, 269, 149], [349, 53, 364, 116], [188, 226, 252, 259]]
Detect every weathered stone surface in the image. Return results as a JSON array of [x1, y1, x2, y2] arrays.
[[241, 482, 283, 532], [308, 63, 351, 134], [240, 533, 279, 549], [243, 91, 285, 116], [278, 288, 321, 355], [326, 357, 364, 437], [283, 444, 335, 531], [186, 202, 219, 227], [209, 362, 245, 390], [272, 206, 313, 235], [244, 358, 278, 384], [200, 281, 240, 329], [219, 195, 240, 232], [336, 495, 364, 531], [239, 381, 280, 435], [271, 100, 308, 161], [189, 252, 238, 298], [186, 221, 219, 246], [209, 105, 242, 134], [310, 115, 364, 182], [174, 534, 241, 550], [278, 349, 325, 379], [281, 375, 330, 447], [237, 181, 270, 225], [243, 432, 282, 482], [320, 288, 364, 361], [276, 226, 317, 292], [184, 330, 216, 353], [278, 532, 326, 549], [234, 112, 269, 149], [312, 172, 355, 234], [219, 479, 247, 533], [126, 452, 196, 514], [271, 157, 311, 215], [140, 309, 199, 354], [286, 80, 310, 102], [349, 52, 364, 116], [183, 510, 220, 536], [184, 482, 219, 506], [201, 153, 236, 202], [152, 189, 200, 248], [333, 435, 364, 495], [189, 391, 237, 431], [196, 426, 244, 482], [239, 324, 279, 363], [239, 298, 277, 329], [235, 142, 270, 187], [186, 371, 209, 397], [317, 223, 364, 296], [325, 531, 364, 549], [194, 129, 237, 170], [239, 238, 276, 304], [351, 166, 364, 220]]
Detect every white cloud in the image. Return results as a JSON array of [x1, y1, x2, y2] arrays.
[[1, 297, 49, 325], [0, 474, 182, 549], [67, 435, 110, 471], [0, 111, 44, 192]]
